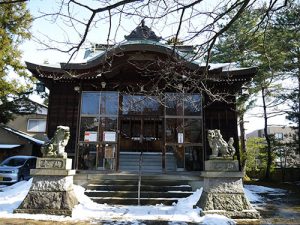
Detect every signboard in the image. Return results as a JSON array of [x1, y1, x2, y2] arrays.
[[105, 145, 115, 159], [178, 133, 184, 144], [103, 131, 117, 142], [84, 131, 97, 142]]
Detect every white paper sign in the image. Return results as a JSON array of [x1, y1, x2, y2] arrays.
[[103, 131, 117, 142], [178, 133, 184, 144], [84, 131, 98, 142]]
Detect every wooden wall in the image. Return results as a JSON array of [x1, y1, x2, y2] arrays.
[[46, 80, 240, 167], [203, 95, 239, 160], [47, 82, 80, 156]]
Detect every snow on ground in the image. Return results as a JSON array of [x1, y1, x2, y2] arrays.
[[244, 184, 287, 204], [0, 179, 32, 213], [0, 179, 236, 224]]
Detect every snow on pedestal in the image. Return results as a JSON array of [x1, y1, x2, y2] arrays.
[[14, 158, 78, 216]]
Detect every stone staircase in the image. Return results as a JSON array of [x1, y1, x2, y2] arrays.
[[83, 175, 195, 206], [119, 152, 177, 172]]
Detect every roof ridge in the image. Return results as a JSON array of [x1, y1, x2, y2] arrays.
[[0, 125, 44, 145]]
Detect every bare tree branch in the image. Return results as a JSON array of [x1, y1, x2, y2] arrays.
[[0, 0, 28, 4]]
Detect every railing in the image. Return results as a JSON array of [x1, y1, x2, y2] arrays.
[[137, 150, 143, 205]]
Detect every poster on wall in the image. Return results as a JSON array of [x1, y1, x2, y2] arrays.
[[105, 145, 115, 158], [178, 132, 184, 144], [103, 131, 117, 142], [84, 131, 98, 142]]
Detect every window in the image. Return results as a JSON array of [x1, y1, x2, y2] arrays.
[[165, 93, 183, 116], [165, 93, 202, 144], [184, 118, 202, 143], [165, 118, 183, 143], [99, 117, 118, 141], [275, 133, 284, 140], [81, 92, 100, 115], [121, 95, 162, 115], [101, 92, 119, 115], [184, 94, 202, 116], [77, 144, 97, 170], [80, 92, 119, 144], [185, 146, 203, 171], [27, 119, 46, 132], [79, 117, 98, 142]]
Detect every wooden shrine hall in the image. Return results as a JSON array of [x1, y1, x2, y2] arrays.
[[26, 22, 256, 173]]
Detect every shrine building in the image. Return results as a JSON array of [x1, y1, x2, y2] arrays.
[[26, 23, 256, 173]]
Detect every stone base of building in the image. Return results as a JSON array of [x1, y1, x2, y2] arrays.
[[14, 158, 78, 216], [197, 160, 260, 220]]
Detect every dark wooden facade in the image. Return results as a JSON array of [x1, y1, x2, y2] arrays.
[[26, 24, 256, 171], [46, 83, 80, 159]]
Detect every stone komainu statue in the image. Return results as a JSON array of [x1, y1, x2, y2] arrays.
[[41, 126, 70, 158], [207, 129, 236, 157]]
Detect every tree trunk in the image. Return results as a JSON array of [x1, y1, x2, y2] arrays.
[[283, 150, 287, 182], [297, 73, 300, 154], [262, 87, 272, 180], [239, 114, 247, 171]]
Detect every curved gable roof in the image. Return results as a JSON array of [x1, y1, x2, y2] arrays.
[[26, 40, 201, 73], [25, 22, 257, 88]]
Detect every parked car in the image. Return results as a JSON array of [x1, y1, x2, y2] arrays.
[[0, 155, 37, 184]]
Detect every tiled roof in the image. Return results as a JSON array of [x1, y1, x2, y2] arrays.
[[0, 125, 44, 145]]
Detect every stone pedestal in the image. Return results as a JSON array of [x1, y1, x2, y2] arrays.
[[197, 160, 260, 220], [14, 158, 78, 216]]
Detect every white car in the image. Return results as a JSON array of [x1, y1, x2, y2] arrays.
[[0, 156, 37, 184]]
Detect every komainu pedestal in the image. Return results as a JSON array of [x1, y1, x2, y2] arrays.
[[14, 158, 78, 216], [197, 160, 260, 220]]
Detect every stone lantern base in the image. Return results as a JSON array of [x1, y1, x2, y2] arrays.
[[197, 160, 260, 220], [14, 158, 78, 216]]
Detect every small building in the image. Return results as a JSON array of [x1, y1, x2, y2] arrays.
[[246, 126, 299, 172], [246, 126, 296, 143], [7, 100, 48, 141], [0, 125, 44, 161], [25, 23, 256, 172]]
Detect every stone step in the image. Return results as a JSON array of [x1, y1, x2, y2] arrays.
[[120, 156, 162, 160], [75, 173, 203, 182], [82, 173, 201, 206], [85, 190, 192, 198], [117, 170, 163, 173], [120, 153, 162, 157], [119, 166, 163, 172], [119, 164, 162, 168], [119, 159, 162, 164], [86, 178, 191, 186], [118, 166, 162, 171], [89, 197, 180, 206], [119, 152, 177, 173], [119, 161, 175, 165], [84, 178, 193, 206], [85, 184, 192, 192]]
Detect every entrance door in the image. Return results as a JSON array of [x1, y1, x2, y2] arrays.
[[120, 117, 163, 152], [119, 116, 163, 172]]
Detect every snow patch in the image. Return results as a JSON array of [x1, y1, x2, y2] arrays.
[[0, 179, 32, 213], [0, 179, 236, 224], [201, 214, 236, 225], [244, 184, 286, 203]]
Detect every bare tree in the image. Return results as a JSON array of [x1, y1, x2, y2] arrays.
[[23, 0, 289, 108], [29, 0, 288, 62]]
